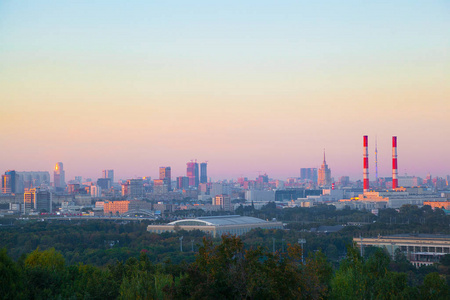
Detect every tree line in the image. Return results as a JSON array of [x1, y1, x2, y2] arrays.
[[1, 235, 450, 299]]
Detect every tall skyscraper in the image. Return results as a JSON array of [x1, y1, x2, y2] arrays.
[[200, 162, 208, 184], [186, 161, 199, 187], [159, 167, 171, 191], [54, 162, 66, 190], [318, 151, 332, 187], [2, 170, 19, 194], [102, 169, 114, 183]]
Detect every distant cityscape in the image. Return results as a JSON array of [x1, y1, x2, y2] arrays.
[[1, 136, 449, 219]]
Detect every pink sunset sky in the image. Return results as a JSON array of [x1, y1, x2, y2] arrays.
[[0, 1, 449, 181]]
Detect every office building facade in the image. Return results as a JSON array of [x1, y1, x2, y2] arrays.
[[2, 170, 19, 194], [177, 176, 189, 189], [122, 179, 144, 198], [300, 168, 318, 183], [102, 169, 114, 183], [159, 167, 171, 191], [186, 161, 199, 187], [23, 188, 52, 214], [97, 178, 112, 190], [54, 162, 66, 190], [200, 162, 208, 184], [213, 194, 232, 211]]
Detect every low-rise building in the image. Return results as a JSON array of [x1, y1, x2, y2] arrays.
[[423, 201, 450, 210], [245, 190, 275, 202], [104, 200, 130, 215], [354, 234, 450, 267]]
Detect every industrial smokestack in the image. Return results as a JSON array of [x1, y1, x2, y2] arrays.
[[363, 135, 369, 192], [392, 136, 398, 189]]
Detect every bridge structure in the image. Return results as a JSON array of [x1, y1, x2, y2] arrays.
[[120, 209, 155, 217], [40, 215, 157, 222]]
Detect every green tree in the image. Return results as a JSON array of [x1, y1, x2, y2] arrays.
[[420, 272, 450, 300], [23, 248, 67, 299], [171, 235, 328, 299], [67, 263, 119, 299], [119, 251, 158, 300], [0, 248, 23, 299], [330, 245, 366, 300]]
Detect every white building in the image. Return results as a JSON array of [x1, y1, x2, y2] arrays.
[[355, 234, 450, 267], [245, 190, 275, 202]]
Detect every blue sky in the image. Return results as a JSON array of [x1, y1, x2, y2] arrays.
[[1, 1, 449, 180]]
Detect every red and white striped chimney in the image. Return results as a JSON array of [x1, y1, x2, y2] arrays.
[[363, 135, 369, 192], [392, 136, 398, 189]]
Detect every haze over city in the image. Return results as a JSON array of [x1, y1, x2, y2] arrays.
[[1, 1, 449, 181]]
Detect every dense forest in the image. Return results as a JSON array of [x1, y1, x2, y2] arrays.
[[1, 235, 450, 299], [1, 204, 450, 299]]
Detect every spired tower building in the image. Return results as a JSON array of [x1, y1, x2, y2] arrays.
[[318, 150, 332, 187]]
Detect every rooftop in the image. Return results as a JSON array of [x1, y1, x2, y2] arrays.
[[168, 215, 271, 227]]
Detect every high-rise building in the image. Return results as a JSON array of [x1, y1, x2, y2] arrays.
[[67, 183, 81, 194], [186, 161, 199, 187], [153, 179, 169, 194], [300, 168, 318, 183], [122, 179, 144, 198], [256, 174, 269, 184], [54, 162, 66, 190], [2, 170, 19, 194], [339, 176, 350, 187], [213, 194, 232, 211], [200, 162, 208, 184], [17, 171, 51, 191], [90, 185, 102, 197], [318, 151, 332, 187], [23, 188, 52, 214], [159, 167, 171, 191], [102, 170, 114, 183], [97, 178, 112, 190], [177, 176, 189, 189]]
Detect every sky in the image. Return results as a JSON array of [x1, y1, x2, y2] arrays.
[[0, 1, 449, 182]]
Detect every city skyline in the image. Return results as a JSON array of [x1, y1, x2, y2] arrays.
[[1, 1, 449, 181], [0, 143, 447, 183]]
